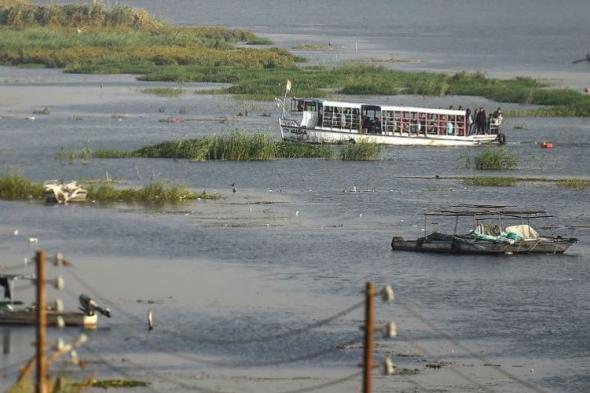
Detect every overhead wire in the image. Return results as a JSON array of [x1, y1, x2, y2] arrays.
[[273, 370, 361, 393], [109, 354, 361, 393], [65, 269, 362, 367], [67, 268, 362, 345], [400, 302, 550, 393]]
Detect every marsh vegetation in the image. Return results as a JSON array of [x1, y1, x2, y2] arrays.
[[0, 171, 215, 203], [63, 133, 384, 161], [1, 2, 589, 115]]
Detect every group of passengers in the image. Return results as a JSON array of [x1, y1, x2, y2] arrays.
[[466, 107, 503, 135]]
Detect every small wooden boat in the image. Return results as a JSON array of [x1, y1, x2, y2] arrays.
[[0, 274, 110, 328], [391, 205, 577, 255], [0, 308, 98, 328]]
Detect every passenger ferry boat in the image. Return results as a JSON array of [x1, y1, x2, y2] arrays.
[[278, 97, 505, 146]]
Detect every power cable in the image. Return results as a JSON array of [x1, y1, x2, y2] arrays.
[[120, 355, 361, 393], [273, 370, 361, 393], [400, 302, 550, 393], [66, 268, 361, 345], [65, 269, 361, 367]]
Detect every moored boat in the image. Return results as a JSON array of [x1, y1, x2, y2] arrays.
[[0, 274, 110, 328], [391, 205, 577, 255], [277, 93, 505, 146]]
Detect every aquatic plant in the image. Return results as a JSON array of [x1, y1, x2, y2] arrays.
[[556, 179, 590, 190], [463, 176, 517, 187], [90, 379, 150, 388], [86, 181, 214, 203], [275, 141, 333, 159], [246, 36, 273, 45], [141, 87, 184, 97], [56, 145, 92, 161], [339, 141, 382, 161], [91, 133, 334, 160], [0, 1, 163, 30], [0, 170, 214, 203], [0, 169, 43, 199], [473, 148, 518, 170]]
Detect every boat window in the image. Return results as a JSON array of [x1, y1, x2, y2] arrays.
[[321, 105, 360, 131]]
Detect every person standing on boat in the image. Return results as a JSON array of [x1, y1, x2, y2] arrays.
[[466, 108, 474, 135], [473, 108, 480, 134], [480, 108, 487, 134], [476, 107, 486, 134]]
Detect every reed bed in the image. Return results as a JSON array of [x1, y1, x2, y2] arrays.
[[132, 133, 332, 160], [141, 87, 184, 97], [0, 170, 213, 203], [339, 141, 382, 161], [86, 181, 214, 203], [463, 176, 517, 187], [473, 148, 518, 170], [0, 2, 294, 70], [3, 3, 588, 116], [556, 179, 590, 190], [0, 170, 43, 199]]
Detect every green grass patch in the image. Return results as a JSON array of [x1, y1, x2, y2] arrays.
[[463, 176, 517, 187], [246, 36, 273, 45], [276, 141, 332, 158], [0, 169, 43, 199], [57, 145, 92, 161], [91, 379, 150, 389], [469, 148, 518, 170], [339, 141, 382, 161], [141, 87, 184, 97], [132, 132, 332, 161], [0, 169, 214, 203], [87, 133, 338, 160], [556, 179, 590, 190], [291, 44, 333, 51], [86, 181, 214, 203], [3, 3, 590, 116]]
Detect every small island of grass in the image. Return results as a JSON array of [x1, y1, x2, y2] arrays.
[[0, 170, 215, 204]]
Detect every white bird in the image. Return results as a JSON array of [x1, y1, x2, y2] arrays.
[[28, 238, 38, 244], [26, 116, 35, 121], [530, 368, 535, 375], [13, 229, 19, 236], [359, 213, 363, 218], [295, 211, 300, 216], [147, 310, 154, 331]]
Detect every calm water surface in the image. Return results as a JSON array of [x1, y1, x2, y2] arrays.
[[2, 1, 590, 392]]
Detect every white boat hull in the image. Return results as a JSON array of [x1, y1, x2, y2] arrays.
[[280, 122, 499, 146]]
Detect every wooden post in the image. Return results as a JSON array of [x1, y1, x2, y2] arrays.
[[36, 250, 47, 393], [363, 282, 375, 393]]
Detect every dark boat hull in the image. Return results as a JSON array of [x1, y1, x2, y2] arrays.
[[391, 235, 576, 255]]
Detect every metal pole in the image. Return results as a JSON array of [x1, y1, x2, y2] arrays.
[[363, 282, 375, 393], [36, 250, 47, 393]]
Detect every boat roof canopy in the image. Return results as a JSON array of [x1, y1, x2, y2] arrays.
[[380, 106, 466, 116], [320, 100, 363, 109], [424, 205, 552, 219], [294, 99, 466, 115]]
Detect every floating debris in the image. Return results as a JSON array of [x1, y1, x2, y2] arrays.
[[43, 181, 88, 204]]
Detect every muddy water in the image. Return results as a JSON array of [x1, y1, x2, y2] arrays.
[[2, 0, 590, 389], [0, 67, 589, 393]]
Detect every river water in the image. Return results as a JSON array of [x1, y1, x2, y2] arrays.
[[2, 1, 590, 393]]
